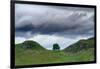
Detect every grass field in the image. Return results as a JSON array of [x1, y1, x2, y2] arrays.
[[15, 46, 94, 66], [15, 38, 95, 66]]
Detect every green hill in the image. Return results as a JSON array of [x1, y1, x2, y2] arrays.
[[15, 38, 95, 66], [63, 37, 95, 53], [15, 40, 48, 65], [15, 41, 67, 65], [15, 40, 46, 50]]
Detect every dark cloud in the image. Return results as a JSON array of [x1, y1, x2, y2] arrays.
[[15, 4, 94, 38]]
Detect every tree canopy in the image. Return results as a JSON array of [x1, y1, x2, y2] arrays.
[[53, 43, 60, 51]]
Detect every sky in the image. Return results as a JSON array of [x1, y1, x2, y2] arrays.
[[15, 4, 94, 50]]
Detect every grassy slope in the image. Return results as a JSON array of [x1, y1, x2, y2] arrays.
[[63, 38, 94, 53], [15, 38, 95, 66]]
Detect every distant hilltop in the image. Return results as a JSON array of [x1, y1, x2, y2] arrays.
[[63, 37, 94, 53]]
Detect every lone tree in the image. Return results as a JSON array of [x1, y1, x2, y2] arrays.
[[53, 43, 60, 51]]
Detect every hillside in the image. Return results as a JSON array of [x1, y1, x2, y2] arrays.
[[63, 37, 95, 53], [15, 38, 95, 66], [15, 40, 46, 50]]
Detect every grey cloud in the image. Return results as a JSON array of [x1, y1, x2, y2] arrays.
[[15, 4, 94, 38]]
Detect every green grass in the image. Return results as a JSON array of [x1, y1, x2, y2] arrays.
[[63, 37, 95, 52], [15, 38, 95, 66], [15, 47, 94, 66]]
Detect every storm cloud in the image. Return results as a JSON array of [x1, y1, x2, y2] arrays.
[[15, 4, 94, 38]]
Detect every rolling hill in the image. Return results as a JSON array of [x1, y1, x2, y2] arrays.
[[63, 37, 95, 53], [15, 38, 95, 66], [15, 40, 46, 50]]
